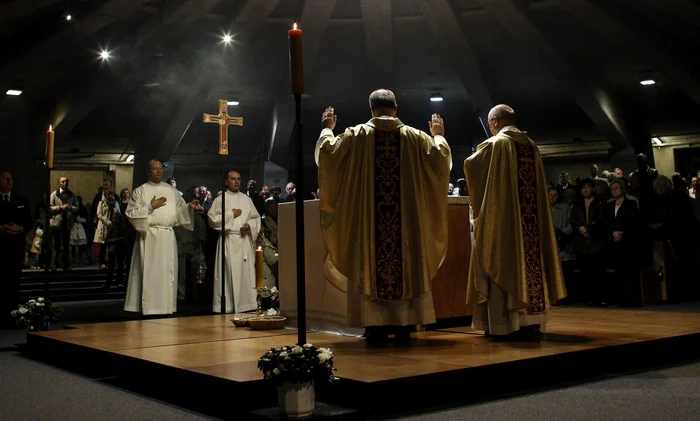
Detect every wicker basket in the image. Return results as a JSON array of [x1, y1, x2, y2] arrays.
[[247, 315, 286, 330], [231, 318, 249, 327]]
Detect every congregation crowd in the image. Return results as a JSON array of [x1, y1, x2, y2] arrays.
[[539, 155, 698, 307]]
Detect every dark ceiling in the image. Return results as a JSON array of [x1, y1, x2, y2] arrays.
[[1, 0, 700, 171]]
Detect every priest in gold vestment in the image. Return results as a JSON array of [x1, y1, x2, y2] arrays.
[[464, 105, 566, 339], [315, 89, 452, 342]]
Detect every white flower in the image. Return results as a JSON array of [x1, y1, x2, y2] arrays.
[[266, 308, 278, 316], [292, 346, 303, 354], [272, 368, 281, 375], [10, 310, 17, 317], [264, 371, 271, 377], [37, 297, 44, 303], [37, 302, 44, 307], [270, 287, 278, 294], [28, 300, 36, 305], [18, 307, 28, 314], [318, 349, 333, 364], [303, 343, 313, 348], [279, 352, 288, 358]]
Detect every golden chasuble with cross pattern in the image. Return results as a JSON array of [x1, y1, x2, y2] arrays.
[[464, 127, 567, 313], [317, 117, 452, 301]]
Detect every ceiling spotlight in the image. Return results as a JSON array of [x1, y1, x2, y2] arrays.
[[5, 89, 22, 96], [66, 14, 72, 21], [227, 100, 239, 106], [430, 92, 443, 102], [99, 50, 111, 60], [640, 79, 656, 86], [651, 137, 663, 146], [222, 33, 232, 44], [126, 154, 134, 163]]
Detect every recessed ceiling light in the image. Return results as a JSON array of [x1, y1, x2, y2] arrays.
[[430, 92, 443, 102], [640, 79, 656, 86], [126, 154, 134, 163], [5, 89, 22, 96], [99, 50, 111, 60], [66, 14, 72, 21], [222, 33, 232, 44], [227, 100, 239, 106]]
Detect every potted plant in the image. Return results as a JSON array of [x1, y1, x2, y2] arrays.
[[10, 297, 64, 332], [258, 343, 338, 418]]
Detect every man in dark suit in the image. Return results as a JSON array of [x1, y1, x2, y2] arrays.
[[605, 178, 641, 307], [245, 179, 266, 217], [0, 171, 34, 328]]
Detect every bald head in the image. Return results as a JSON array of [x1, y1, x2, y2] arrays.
[[487, 104, 516, 136], [147, 159, 164, 184]]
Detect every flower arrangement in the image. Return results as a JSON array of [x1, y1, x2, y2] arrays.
[[258, 343, 338, 386], [10, 297, 64, 332]]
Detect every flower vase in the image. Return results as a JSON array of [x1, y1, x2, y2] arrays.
[[277, 381, 315, 419]]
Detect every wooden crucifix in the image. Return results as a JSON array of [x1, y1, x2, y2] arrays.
[[203, 99, 243, 155]]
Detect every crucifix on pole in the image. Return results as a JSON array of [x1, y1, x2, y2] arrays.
[[203, 99, 243, 314]]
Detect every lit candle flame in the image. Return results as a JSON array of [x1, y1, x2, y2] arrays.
[[293, 22, 297, 30], [257, 246, 262, 251], [49, 124, 52, 131]]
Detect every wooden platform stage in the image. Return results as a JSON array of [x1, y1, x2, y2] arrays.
[[26, 306, 700, 418]]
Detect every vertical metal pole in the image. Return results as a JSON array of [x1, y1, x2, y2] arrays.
[[294, 93, 306, 345], [478, 116, 490, 139], [220, 157, 226, 314]]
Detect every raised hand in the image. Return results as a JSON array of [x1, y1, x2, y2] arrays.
[[321, 106, 337, 130], [232, 208, 242, 218], [428, 113, 445, 137], [151, 196, 167, 210], [241, 223, 250, 235]]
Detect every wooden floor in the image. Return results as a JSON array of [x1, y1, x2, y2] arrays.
[[29, 306, 700, 385]]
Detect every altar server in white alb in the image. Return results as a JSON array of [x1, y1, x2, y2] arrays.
[[124, 160, 201, 315], [208, 170, 261, 313]]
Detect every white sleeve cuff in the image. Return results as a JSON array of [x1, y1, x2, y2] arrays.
[[320, 128, 334, 137]]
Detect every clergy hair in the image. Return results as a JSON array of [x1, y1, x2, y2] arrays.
[[489, 104, 516, 124], [369, 89, 397, 109], [147, 159, 162, 169]]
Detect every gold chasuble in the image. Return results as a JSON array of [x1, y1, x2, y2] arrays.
[[315, 116, 451, 327], [464, 126, 566, 335]]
